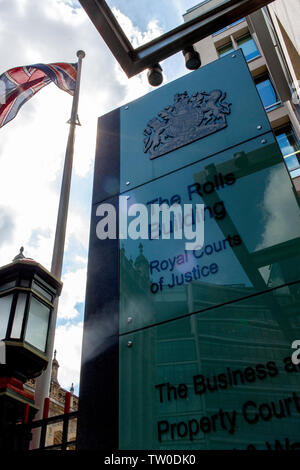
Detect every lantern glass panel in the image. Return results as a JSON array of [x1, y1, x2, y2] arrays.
[[0, 280, 15, 292], [32, 281, 53, 302], [25, 297, 50, 352], [0, 294, 13, 340], [11, 292, 27, 339]]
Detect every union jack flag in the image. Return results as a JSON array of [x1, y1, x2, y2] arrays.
[[0, 62, 77, 128]]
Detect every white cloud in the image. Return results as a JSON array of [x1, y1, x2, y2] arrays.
[[0, 0, 185, 393], [0, 0, 119, 268], [111, 8, 168, 101], [0, 0, 165, 264], [112, 7, 163, 48], [58, 266, 87, 320], [53, 321, 83, 390]]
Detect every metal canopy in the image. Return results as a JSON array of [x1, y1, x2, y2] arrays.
[[79, 0, 273, 77]]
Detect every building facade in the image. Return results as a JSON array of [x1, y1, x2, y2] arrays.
[[183, 0, 300, 196], [25, 352, 78, 448]]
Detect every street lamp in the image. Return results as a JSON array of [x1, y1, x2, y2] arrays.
[[147, 63, 163, 87], [0, 248, 62, 450], [183, 46, 201, 70]]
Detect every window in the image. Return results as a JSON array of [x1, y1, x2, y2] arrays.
[[237, 34, 260, 61], [275, 125, 300, 178], [217, 32, 260, 62], [54, 430, 63, 446], [217, 42, 235, 58], [254, 75, 280, 112]]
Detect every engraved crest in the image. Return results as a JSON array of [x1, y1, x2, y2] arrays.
[[143, 90, 231, 159]]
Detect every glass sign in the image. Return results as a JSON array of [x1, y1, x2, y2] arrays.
[[119, 134, 300, 334], [79, 48, 300, 451]]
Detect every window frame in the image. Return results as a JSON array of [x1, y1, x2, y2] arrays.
[[217, 41, 235, 58], [275, 124, 300, 177], [236, 32, 260, 62], [216, 30, 260, 63], [254, 73, 281, 112]]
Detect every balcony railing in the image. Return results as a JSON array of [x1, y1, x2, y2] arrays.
[[264, 100, 282, 112], [284, 150, 300, 179]]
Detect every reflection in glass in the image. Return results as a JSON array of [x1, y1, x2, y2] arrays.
[[275, 125, 300, 177], [25, 297, 50, 352], [0, 280, 15, 292], [120, 135, 300, 334], [217, 42, 235, 58], [237, 34, 260, 61], [11, 293, 27, 338], [32, 281, 53, 302], [254, 75, 280, 112], [0, 294, 13, 339], [119, 282, 300, 449]]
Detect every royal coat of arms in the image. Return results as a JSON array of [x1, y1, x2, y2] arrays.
[[143, 90, 231, 159]]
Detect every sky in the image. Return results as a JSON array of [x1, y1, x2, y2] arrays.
[[0, 0, 202, 395]]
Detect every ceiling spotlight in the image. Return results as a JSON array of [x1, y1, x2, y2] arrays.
[[183, 46, 201, 70], [147, 63, 163, 87]]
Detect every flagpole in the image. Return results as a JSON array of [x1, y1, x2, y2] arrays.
[[32, 50, 85, 436], [51, 50, 85, 278]]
